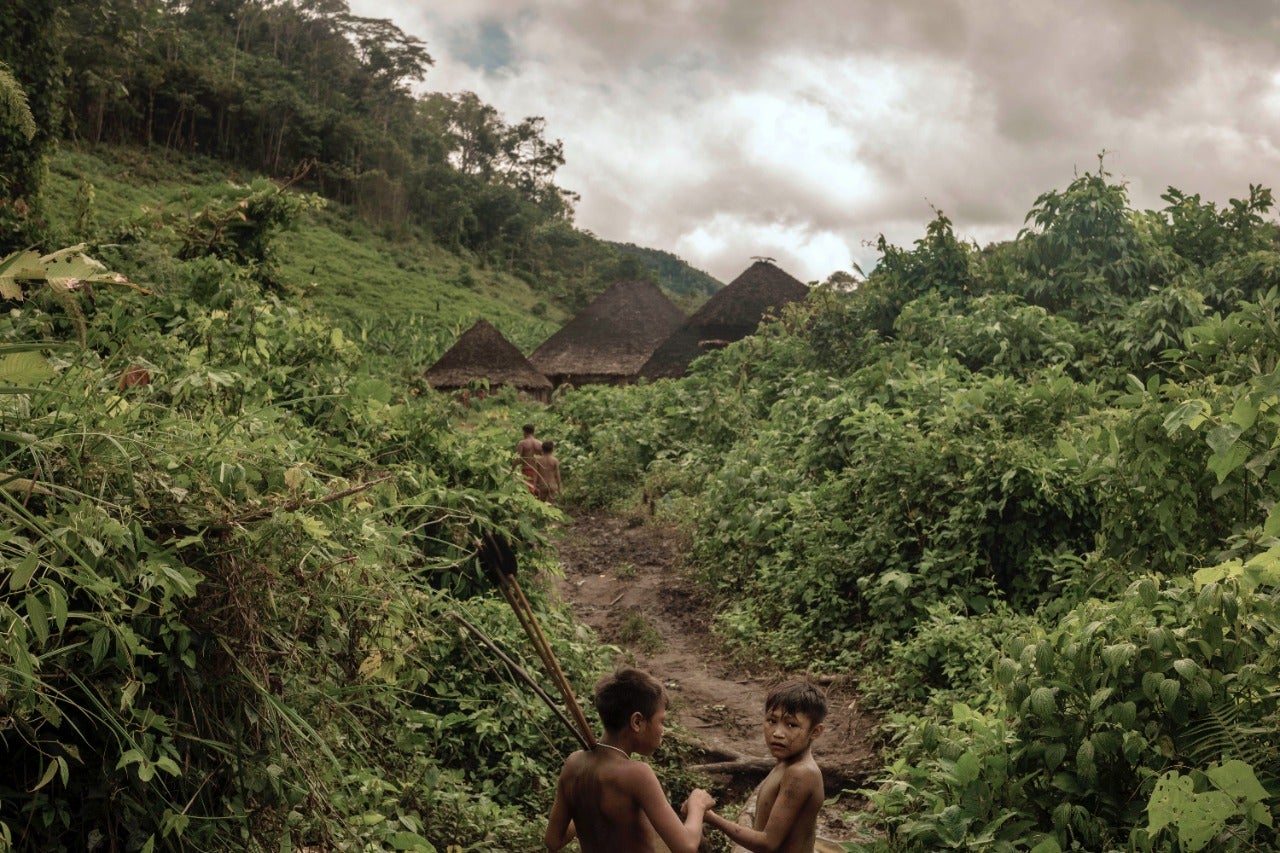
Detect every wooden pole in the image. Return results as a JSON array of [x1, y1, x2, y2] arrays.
[[478, 530, 596, 748], [451, 611, 590, 749]]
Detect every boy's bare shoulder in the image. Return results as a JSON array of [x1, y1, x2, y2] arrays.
[[779, 756, 824, 792]]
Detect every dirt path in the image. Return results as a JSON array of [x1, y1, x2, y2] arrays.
[[548, 507, 881, 847]]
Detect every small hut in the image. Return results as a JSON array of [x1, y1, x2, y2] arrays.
[[639, 259, 808, 379], [424, 319, 553, 403], [530, 280, 687, 387]]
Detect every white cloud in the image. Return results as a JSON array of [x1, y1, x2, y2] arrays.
[[350, 0, 1280, 283]]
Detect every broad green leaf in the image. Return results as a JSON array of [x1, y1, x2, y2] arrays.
[[1178, 790, 1233, 851], [951, 751, 981, 786], [1227, 394, 1259, 431], [25, 594, 49, 645], [90, 627, 110, 666], [47, 583, 68, 632], [1162, 399, 1209, 433], [1088, 686, 1114, 712], [1265, 504, 1280, 538], [1207, 440, 1250, 484], [1205, 759, 1270, 804], [9, 552, 38, 591], [1205, 423, 1242, 456], [0, 351, 55, 385], [116, 748, 145, 769], [30, 759, 60, 792], [389, 831, 436, 851], [1030, 686, 1057, 719]]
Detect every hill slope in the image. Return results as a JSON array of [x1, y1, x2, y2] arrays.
[[42, 144, 718, 357]]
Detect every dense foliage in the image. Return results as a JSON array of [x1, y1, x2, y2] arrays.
[[545, 163, 1280, 851], [7, 9, 1280, 845], [1, 214, 624, 849]]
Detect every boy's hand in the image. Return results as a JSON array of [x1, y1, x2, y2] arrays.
[[683, 788, 715, 815]]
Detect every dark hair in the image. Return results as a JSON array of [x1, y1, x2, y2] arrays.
[[594, 668, 666, 732], [541, 440, 554, 452], [765, 680, 828, 726], [522, 424, 535, 435]]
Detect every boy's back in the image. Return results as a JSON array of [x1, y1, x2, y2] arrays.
[[556, 750, 663, 853], [545, 668, 713, 853]]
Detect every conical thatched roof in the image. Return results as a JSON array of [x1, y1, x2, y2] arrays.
[[530, 280, 687, 386], [639, 260, 808, 379], [424, 319, 552, 397]]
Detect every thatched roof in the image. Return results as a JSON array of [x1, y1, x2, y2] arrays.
[[424, 319, 552, 393], [530, 280, 687, 384], [639, 260, 808, 379]]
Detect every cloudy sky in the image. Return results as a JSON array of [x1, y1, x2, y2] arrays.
[[349, 0, 1280, 285]]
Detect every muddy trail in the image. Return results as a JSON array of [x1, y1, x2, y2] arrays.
[[548, 507, 882, 848]]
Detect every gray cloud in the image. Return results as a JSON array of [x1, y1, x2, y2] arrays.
[[352, 0, 1280, 283]]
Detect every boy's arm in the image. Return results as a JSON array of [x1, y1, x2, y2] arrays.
[[544, 772, 576, 851], [704, 766, 811, 853], [632, 764, 712, 853]]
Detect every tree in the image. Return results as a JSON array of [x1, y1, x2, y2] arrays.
[[0, 0, 63, 252]]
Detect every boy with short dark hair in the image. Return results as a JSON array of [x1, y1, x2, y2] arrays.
[[705, 679, 828, 853], [544, 667, 715, 853], [516, 424, 542, 494], [535, 440, 562, 502]]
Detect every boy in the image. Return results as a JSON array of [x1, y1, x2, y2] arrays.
[[545, 668, 715, 853], [704, 680, 827, 853], [535, 440, 562, 503], [516, 424, 542, 494]]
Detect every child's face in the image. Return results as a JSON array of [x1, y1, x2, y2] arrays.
[[633, 701, 668, 756], [762, 706, 821, 762]]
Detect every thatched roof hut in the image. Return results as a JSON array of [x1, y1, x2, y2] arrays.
[[530, 280, 687, 386], [638, 260, 808, 379], [424, 319, 553, 402]]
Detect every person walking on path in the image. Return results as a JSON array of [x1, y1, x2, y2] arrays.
[[534, 440, 562, 503], [516, 423, 542, 495]]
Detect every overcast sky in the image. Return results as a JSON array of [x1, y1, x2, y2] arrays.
[[349, 0, 1280, 285]]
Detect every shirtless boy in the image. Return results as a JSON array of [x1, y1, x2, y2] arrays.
[[705, 680, 827, 853], [516, 424, 542, 494], [535, 440, 562, 502], [544, 668, 715, 853]]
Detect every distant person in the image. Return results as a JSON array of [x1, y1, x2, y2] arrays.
[[544, 667, 715, 853], [704, 680, 827, 853], [535, 440, 562, 503], [516, 424, 542, 494]]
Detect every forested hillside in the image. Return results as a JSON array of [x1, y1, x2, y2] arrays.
[[1, 0, 713, 320]]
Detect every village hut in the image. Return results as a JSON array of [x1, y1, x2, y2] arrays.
[[638, 259, 809, 379], [424, 319, 553, 403], [530, 280, 688, 387]]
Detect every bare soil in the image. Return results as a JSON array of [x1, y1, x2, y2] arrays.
[[546, 507, 882, 848]]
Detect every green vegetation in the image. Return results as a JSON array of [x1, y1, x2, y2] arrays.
[[544, 161, 1280, 851], [609, 241, 724, 301], [6, 3, 1280, 849]]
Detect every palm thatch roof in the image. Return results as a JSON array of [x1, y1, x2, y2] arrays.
[[639, 260, 808, 379], [424, 319, 552, 397], [530, 280, 687, 385]]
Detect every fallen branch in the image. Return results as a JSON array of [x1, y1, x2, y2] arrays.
[[234, 474, 394, 525]]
